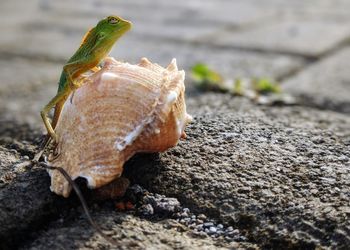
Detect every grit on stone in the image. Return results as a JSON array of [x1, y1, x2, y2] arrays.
[[23, 209, 241, 250]]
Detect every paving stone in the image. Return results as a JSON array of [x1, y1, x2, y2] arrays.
[[282, 47, 350, 113], [0, 21, 305, 77], [125, 94, 350, 249], [23, 211, 241, 250], [0, 58, 60, 95], [0, 165, 78, 250], [172, 0, 275, 26], [0, 148, 246, 250], [2, 94, 349, 249], [35, 0, 275, 27], [238, 0, 350, 24], [0, 25, 85, 62], [0, 0, 281, 61], [207, 19, 350, 57], [0, 58, 60, 125], [111, 41, 305, 80], [0, 146, 20, 180], [131, 21, 219, 41]]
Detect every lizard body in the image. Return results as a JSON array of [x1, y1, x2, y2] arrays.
[[41, 16, 131, 142]]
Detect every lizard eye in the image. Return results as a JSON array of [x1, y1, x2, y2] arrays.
[[108, 17, 119, 24]]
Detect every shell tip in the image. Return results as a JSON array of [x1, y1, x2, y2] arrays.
[[186, 114, 193, 123], [103, 57, 119, 67], [139, 57, 152, 67], [167, 58, 178, 71]]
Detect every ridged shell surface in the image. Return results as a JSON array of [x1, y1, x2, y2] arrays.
[[48, 57, 192, 197]]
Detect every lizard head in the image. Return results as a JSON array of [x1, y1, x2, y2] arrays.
[[96, 15, 132, 41]]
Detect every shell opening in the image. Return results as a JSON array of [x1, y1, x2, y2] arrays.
[[79, 174, 96, 188]]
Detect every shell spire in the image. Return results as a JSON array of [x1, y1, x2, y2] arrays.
[[166, 58, 178, 71]]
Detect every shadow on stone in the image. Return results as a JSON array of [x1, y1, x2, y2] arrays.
[[0, 168, 96, 250]]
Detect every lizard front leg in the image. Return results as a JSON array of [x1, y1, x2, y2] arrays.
[[63, 57, 98, 103], [63, 55, 98, 88]]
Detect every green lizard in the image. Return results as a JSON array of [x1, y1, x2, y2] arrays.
[[41, 15, 131, 143]]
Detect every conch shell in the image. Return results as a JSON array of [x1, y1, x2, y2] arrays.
[[48, 57, 192, 197]]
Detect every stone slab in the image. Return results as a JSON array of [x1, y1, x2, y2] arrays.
[[124, 94, 350, 249], [0, 93, 349, 248], [207, 19, 350, 57], [0, 165, 76, 250], [0, 58, 60, 125], [0, 0, 307, 63], [283, 46, 350, 113], [112, 41, 305, 80]]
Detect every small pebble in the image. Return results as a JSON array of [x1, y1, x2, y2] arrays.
[[140, 204, 154, 216], [131, 186, 244, 242], [203, 222, 214, 228], [226, 231, 235, 236], [237, 236, 247, 241], [183, 218, 191, 224], [180, 212, 188, 217], [232, 229, 240, 235], [183, 208, 190, 213], [197, 214, 207, 220], [225, 236, 234, 242], [130, 184, 144, 194], [209, 226, 217, 234]]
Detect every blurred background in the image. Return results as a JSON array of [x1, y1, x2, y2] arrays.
[[0, 0, 349, 127]]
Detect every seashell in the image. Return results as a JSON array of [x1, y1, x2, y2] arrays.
[[48, 57, 192, 197]]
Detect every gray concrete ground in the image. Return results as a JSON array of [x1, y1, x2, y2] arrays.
[[0, 0, 349, 249]]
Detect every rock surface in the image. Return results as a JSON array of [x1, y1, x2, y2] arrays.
[[126, 94, 350, 249]]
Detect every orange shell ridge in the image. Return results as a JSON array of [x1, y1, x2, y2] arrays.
[[48, 57, 192, 197]]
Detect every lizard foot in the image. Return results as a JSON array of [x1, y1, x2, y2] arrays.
[[69, 77, 93, 103], [115, 201, 135, 211]]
